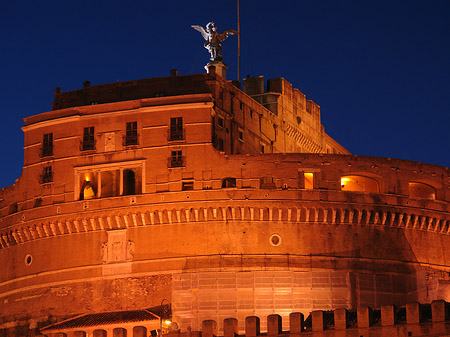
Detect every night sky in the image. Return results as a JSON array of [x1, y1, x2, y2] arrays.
[[0, 0, 449, 189]]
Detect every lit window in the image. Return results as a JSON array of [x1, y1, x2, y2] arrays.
[[125, 122, 138, 146], [41, 133, 53, 157], [82, 127, 95, 151], [304, 172, 314, 189], [409, 182, 436, 200], [341, 175, 379, 193], [81, 173, 97, 200], [169, 117, 184, 141]]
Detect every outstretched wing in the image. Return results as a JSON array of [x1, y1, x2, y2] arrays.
[[191, 25, 208, 40], [217, 29, 238, 41]]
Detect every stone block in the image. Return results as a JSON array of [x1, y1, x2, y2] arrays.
[[202, 320, 217, 337], [223, 318, 238, 337], [432, 300, 447, 322], [334, 308, 348, 330], [357, 307, 373, 328], [312, 310, 325, 332], [245, 316, 260, 337], [406, 302, 421, 324], [381, 305, 395, 326], [289, 312, 304, 334], [267, 314, 282, 335]]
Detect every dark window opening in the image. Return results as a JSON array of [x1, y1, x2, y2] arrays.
[[125, 122, 138, 146], [170, 150, 184, 167], [82, 127, 95, 151], [123, 169, 136, 195], [238, 129, 243, 141], [218, 116, 224, 128], [42, 133, 53, 157], [9, 203, 18, 214], [219, 87, 223, 101], [41, 166, 53, 183], [222, 177, 236, 188], [260, 145, 264, 153], [260, 176, 276, 189], [182, 181, 194, 191], [34, 198, 42, 208], [169, 117, 184, 141], [217, 138, 224, 151]]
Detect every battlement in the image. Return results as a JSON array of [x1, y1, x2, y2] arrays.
[[165, 301, 450, 337]]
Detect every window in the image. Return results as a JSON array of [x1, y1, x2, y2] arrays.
[[341, 175, 379, 193], [123, 169, 136, 195], [260, 144, 264, 153], [169, 117, 184, 141], [82, 127, 95, 151], [182, 181, 194, 191], [238, 128, 244, 141], [170, 150, 184, 167], [260, 176, 276, 189], [125, 122, 138, 146], [219, 87, 223, 101], [304, 172, 314, 189], [41, 166, 53, 183], [222, 177, 236, 188], [409, 182, 436, 200], [217, 137, 224, 151], [41, 133, 53, 157], [218, 116, 224, 128]]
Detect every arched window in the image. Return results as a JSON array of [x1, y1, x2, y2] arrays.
[[409, 182, 436, 200], [341, 175, 379, 193]]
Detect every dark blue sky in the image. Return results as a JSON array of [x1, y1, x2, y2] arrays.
[[0, 0, 449, 189]]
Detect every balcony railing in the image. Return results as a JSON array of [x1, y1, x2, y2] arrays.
[[123, 133, 139, 146], [80, 139, 96, 152], [168, 156, 185, 168], [40, 146, 53, 157], [168, 128, 185, 142]]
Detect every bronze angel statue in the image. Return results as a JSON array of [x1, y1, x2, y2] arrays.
[[192, 21, 238, 61]]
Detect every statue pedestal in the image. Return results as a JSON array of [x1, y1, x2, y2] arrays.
[[205, 61, 228, 79]]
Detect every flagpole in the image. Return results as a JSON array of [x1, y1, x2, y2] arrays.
[[237, 0, 241, 86]]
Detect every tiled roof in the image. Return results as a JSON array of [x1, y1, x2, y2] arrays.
[[41, 309, 160, 332]]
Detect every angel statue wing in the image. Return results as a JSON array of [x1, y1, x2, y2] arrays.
[[218, 29, 238, 42], [191, 25, 208, 40]]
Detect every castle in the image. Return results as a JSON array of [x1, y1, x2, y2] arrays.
[[0, 63, 449, 337]]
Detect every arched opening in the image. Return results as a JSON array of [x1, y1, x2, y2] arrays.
[[123, 169, 136, 195], [409, 182, 436, 200], [133, 326, 147, 337], [341, 175, 379, 193], [80, 172, 97, 200], [93, 331, 106, 337], [113, 328, 127, 337]]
